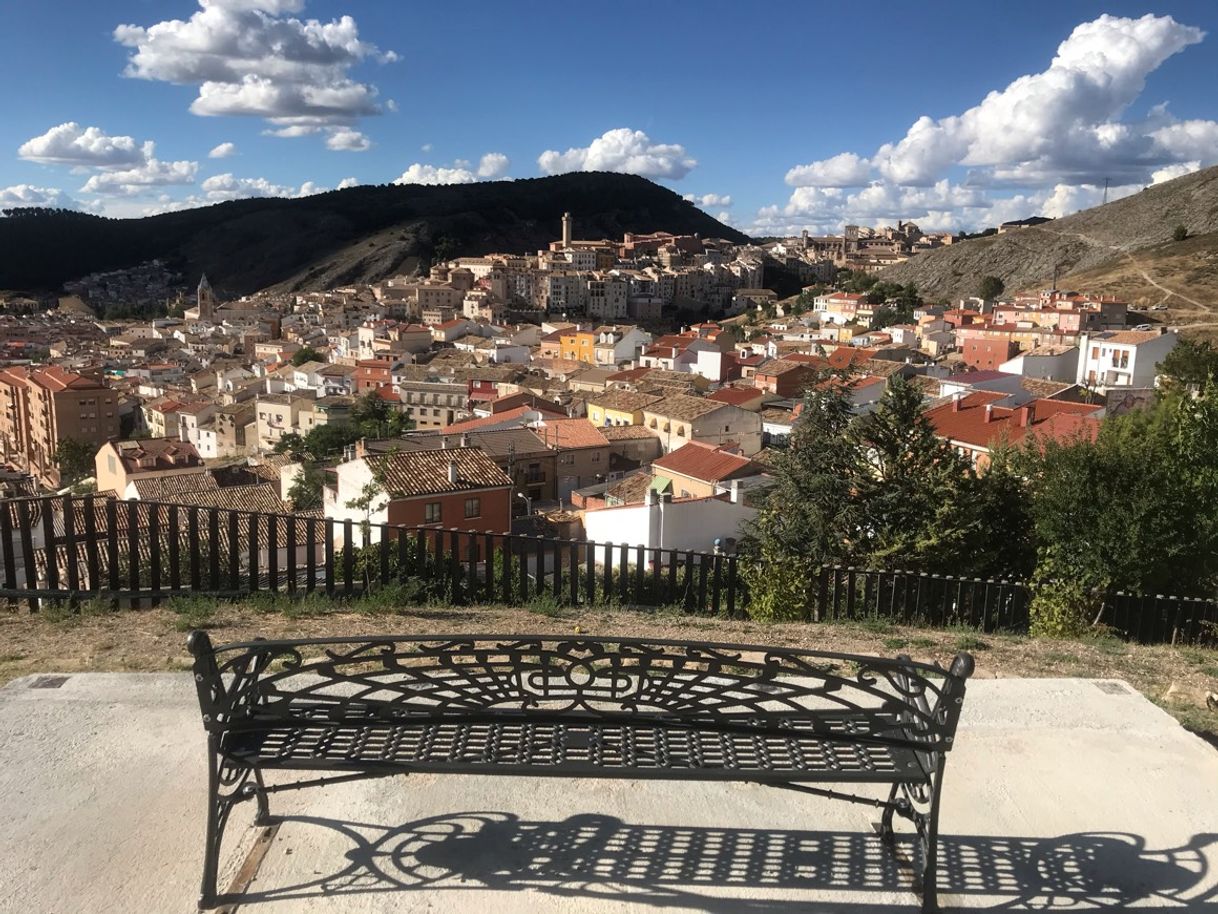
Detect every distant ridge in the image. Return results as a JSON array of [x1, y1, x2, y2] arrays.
[[0, 173, 749, 295], [881, 164, 1218, 304]]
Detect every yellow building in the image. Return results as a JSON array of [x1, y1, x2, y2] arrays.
[[559, 329, 597, 364], [586, 391, 663, 428]]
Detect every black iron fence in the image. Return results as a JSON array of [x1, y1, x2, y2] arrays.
[[1, 494, 1216, 645]]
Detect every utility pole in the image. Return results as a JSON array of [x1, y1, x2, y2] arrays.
[[1102, 178, 1109, 205]]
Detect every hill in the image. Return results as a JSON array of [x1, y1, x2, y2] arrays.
[[880, 165, 1218, 316], [0, 173, 749, 296]]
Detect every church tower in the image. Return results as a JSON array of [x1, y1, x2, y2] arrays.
[[197, 273, 216, 321]]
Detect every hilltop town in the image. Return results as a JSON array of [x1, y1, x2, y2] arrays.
[[0, 210, 1181, 558]]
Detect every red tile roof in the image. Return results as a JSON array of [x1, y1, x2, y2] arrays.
[[707, 386, 763, 407], [442, 403, 567, 434], [652, 441, 755, 484], [926, 393, 1102, 450], [534, 417, 610, 450]]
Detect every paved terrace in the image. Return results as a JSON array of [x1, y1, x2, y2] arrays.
[[1, 673, 1216, 913]]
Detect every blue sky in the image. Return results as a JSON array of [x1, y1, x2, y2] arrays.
[[2, 1, 1217, 234]]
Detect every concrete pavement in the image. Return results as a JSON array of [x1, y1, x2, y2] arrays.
[[1, 673, 1216, 913]]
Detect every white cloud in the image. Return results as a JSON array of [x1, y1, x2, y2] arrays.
[[755, 14, 1218, 235], [18, 123, 147, 168], [393, 152, 511, 186], [538, 127, 696, 180], [1150, 161, 1200, 184], [714, 210, 733, 225], [201, 172, 293, 200], [785, 152, 872, 188], [477, 152, 509, 179], [0, 184, 82, 210], [683, 192, 732, 208], [325, 128, 371, 151], [393, 163, 478, 186], [337, 176, 358, 189], [80, 157, 198, 196], [420, 143, 432, 153], [113, 1, 397, 137], [208, 141, 237, 158]]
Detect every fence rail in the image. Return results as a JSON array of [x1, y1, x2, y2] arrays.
[[1, 494, 1215, 646]]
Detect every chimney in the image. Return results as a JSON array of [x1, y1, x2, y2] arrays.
[[441, 436, 448, 449], [951, 394, 961, 412], [984, 404, 993, 423], [460, 432, 469, 447], [448, 460, 459, 484], [1017, 405, 1033, 428], [730, 479, 742, 504]]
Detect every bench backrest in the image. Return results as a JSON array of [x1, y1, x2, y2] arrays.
[[189, 633, 973, 753]]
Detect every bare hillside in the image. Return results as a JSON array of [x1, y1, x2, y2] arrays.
[[881, 165, 1218, 303]]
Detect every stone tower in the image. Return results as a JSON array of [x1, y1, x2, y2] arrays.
[[197, 273, 216, 321], [561, 212, 572, 248]]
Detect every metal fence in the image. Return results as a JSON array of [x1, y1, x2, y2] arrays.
[[1, 494, 1216, 645]]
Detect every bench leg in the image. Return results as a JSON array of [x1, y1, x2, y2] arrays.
[[197, 737, 271, 910], [917, 765, 946, 914], [878, 782, 900, 844]]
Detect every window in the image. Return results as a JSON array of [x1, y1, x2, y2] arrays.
[[464, 497, 480, 518], [425, 502, 441, 523]]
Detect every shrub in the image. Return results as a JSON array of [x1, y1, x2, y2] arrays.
[[1173, 224, 1188, 242], [1029, 576, 1098, 638], [741, 559, 814, 622]]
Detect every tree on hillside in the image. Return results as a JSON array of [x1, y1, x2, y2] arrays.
[[977, 275, 1005, 300], [54, 437, 95, 486], [1173, 224, 1189, 242], [291, 346, 325, 366]]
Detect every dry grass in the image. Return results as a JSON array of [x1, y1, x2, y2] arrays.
[[2, 596, 1216, 743]]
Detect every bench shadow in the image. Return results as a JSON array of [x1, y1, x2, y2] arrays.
[[234, 812, 1218, 912]]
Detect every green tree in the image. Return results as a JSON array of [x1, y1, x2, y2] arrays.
[[977, 276, 1005, 300], [54, 437, 96, 486], [1173, 224, 1189, 242], [850, 376, 978, 572], [286, 464, 326, 510], [291, 346, 325, 366], [1158, 338, 1218, 390]]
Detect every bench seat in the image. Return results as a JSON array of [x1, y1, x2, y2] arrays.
[[224, 712, 927, 783]]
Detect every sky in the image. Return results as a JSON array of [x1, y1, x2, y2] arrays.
[[2, 1, 1218, 235]]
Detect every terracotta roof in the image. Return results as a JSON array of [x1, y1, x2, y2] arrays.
[[600, 425, 656, 441], [1094, 330, 1165, 345], [643, 394, 725, 422], [151, 483, 287, 513], [368, 447, 511, 496], [707, 387, 763, 407], [590, 390, 664, 412], [926, 393, 1102, 450], [535, 418, 610, 450], [128, 472, 220, 499], [442, 403, 567, 434], [652, 442, 755, 484]]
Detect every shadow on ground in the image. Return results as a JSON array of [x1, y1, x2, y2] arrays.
[[235, 812, 1218, 911]]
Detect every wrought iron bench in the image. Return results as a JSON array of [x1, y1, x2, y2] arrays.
[[188, 632, 974, 911]]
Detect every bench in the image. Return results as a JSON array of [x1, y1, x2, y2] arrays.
[[188, 632, 974, 911]]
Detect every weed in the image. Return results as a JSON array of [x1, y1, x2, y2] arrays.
[[908, 637, 938, 649], [42, 600, 79, 625], [954, 634, 990, 652], [526, 592, 564, 618], [1086, 634, 1128, 656], [167, 595, 219, 632], [882, 637, 908, 651], [852, 618, 895, 635]]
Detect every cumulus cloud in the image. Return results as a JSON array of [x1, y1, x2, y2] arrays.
[[683, 192, 732, 208], [785, 152, 872, 188], [208, 141, 237, 158], [325, 128, 371, 151], [756, 14, 1218, 234], [201, 172, 293, 200], [18, 123, 147, 168], [79, 156, 198, 196], [113, 1, 397, 140], [337, 176, 359, 189], [0, 184, 82, 210], [1150, 161, 1201, 184], [538, 128, 696, 180], [393, 163, 478, 186], [393, 153, 510, 186], [476, 152, 509, 179]]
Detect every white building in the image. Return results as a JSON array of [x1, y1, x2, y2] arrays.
[[1075, 330, 1178, 391]]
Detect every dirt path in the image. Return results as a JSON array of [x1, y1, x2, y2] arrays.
[[1040, 226, 1211, 313]]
